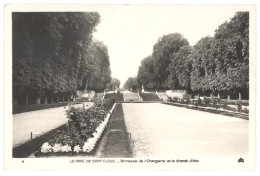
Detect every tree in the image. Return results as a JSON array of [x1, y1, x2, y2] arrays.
[[137, 33, 189, 90], [213, 12, 249, 99], [124, 77, 138, 91], [77, 40, 111, 91], [190, 36, 216, 94], [168, 45, 192, 91], [152, 33, 189, 88], [13, 12, 102, 105], [137, 56, 160, 90], [136, 12, 249, 99], [110, 78, 121, 89], [189, 12, 249, 99], [105, 78, 120, 91]]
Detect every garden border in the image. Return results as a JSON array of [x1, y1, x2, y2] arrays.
[[162, 101, 249, 120], [34, 102, 117, 157]]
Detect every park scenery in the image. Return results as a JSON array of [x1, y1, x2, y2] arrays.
[[12, 8, 249, 161]]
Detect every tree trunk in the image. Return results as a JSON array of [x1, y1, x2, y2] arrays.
[[25, 93, 29, 105], [73, 92, 76, 102], [13, 95, 18, 106], [50, 95, 54, 104], [57, 94, 59, 103], [70, 93, 73, 101], [36, 97, 41, 105], [65, 94, 68, 102], [239, 92, 241, 101], [217, 93, 220, 100], [64, 94, 66, 102], [85, 79, 88, 91], [43, 95, 48, 104], [54, 94, 56, 103], [227, 95, 230, 101], [61, 94, 64, 103], [210, 94, 213, 99]]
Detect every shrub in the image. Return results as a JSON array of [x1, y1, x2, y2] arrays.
[[241, 107, 249, 114], [221, 102, 228, 109], [236, 101, 242, 112], [186, 98, 190, 104], [212, 99, 219, 109], [43, 98, 115, 152], [203, 97, 211, 107], [197, 98, 201, 106]]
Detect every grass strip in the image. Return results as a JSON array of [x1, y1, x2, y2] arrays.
[[100, 103, 132, 158]]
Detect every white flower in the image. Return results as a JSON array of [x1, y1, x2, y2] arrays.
[[40, 108, 112, 154], [52, 143, 62, 152], [41, 142, 52, 153], [60, 144, 72, 152], [74, 145, 82, 153], [82, 115, 110, 153], [83, 141, 94, 152]]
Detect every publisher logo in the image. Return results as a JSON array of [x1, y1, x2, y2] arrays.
[[238, 158, 244, 163]]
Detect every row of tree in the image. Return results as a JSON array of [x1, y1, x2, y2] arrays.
[[136, 12, 249, 99], [105, 78, 121, 91], [123, 77, 138, 91], [13, 12, 111, 105]]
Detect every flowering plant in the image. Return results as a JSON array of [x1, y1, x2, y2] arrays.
[[39, 98, 115, 154], [41, 143, 53, 153]]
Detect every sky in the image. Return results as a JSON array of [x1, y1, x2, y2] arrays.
[[92, 5, 244, 86]]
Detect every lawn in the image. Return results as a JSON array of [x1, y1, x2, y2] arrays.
[[99, 103, 132, 158]]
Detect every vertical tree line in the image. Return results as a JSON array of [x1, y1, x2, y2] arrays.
[[13, 12, 111, 105], [136, 12, 249, 99]]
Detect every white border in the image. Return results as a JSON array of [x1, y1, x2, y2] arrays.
[[1, 0, 259, 176]]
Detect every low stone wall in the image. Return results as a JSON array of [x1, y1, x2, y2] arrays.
[[166, 90, 191, 99], [76, 90, 95, 101]]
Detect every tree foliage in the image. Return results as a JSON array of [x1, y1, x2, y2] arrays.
[[137, 12, 249, 99], [137, 33, 189, 90], [13, 12, 111, 105], [124, 77, 138, 91], [168, 45, 192, 91], [105, 78, 121, 91], [77, 40, 111, 91], [152, 33, 189, 88], [190, 12, 249, 98]]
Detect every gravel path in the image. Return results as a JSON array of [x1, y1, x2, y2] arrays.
[[122, 103, 248, 159], [13, 102, 93, 148]]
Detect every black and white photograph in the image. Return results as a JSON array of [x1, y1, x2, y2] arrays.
[[3, 3, 256, 171]]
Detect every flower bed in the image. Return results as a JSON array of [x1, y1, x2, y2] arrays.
[[36, 98, 115, 156]]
